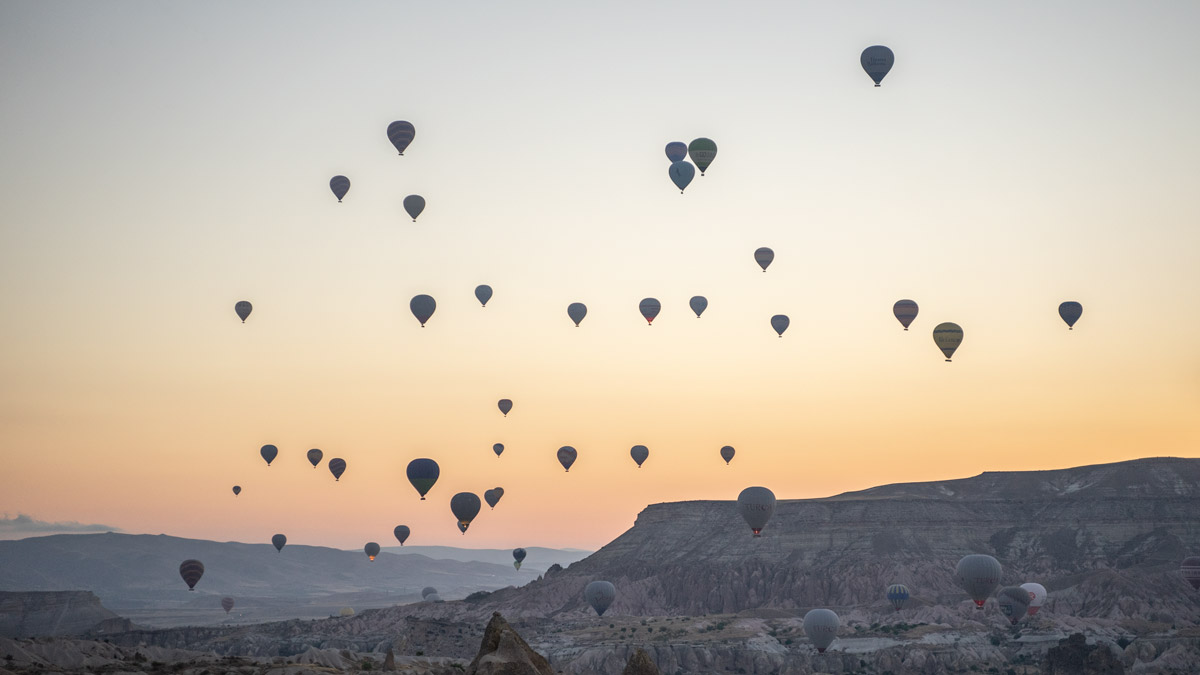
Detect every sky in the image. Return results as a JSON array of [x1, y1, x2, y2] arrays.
[[1, 1, 1198, 551]]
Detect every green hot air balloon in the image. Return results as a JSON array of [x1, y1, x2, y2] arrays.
[[860, 46, 895, 86], [720, 446, 735, 464], [451, 492, 482, 533], [410, 295, 436, 327], [1059, 302, 1082, 329], [585, 580, 616, 616], [557, 446, 578, 472], [567, 302, 587, 327], [933, 322, 963, 361], [403, 195, 425, 222], [306, 448, 323, 468], [893, 300, 918, 330], [329, 175, 350, 202], [235, 301, 253, 323], [630, 445, 649, 468], [271, 534, 286, 552], [387, 121, 415, 155], [687, 138, 717, 175], [956, 554, 1002, 609], [364, 542, 380, 561], [690, 296, 708, 318], [406, 458, 440, 500], [328, 458, 346, 481], [803, 609, 840, 653], [513, 547, 526, 570], [394, 525, 410, 545], [179, 559, 204, 591], [260, 444, 278, 466]]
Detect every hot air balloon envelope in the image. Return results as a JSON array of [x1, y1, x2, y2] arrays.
[[687, 138, 717, 174], [364, 542, 380, 561], [585, 580, 616, 616], [330, 175, 350, 202], [493, 443, 504, 457], [403, 195, 425, 221], [956, 554, 1002, 608], [475, 285, 493, 307], [557, 446, 578, 472], [668, 161, 695, 192], [803, 608, 840, 653], [997, 586, 1031, 624], [1020, 582, 1047, 615], [665, 142, 687, 162], [179, 559, 205, 591], [933, 323, 964, 361], [861, 45, 894, 86], [394, 525, 410, 545], [887, 584, 910, 611], [328, 458, 346, 481], [307, 448, 323, 468], [1059, 301, 1083, 329], [498, 399, 513, 416], [720, 446, 735, 464], [410, 295, 436, 327], [260, 444, 278, 466], [387, 121, 415, 155], [421, 587, 438, 599], [451, 492, 482, 532], [754, 247, 774, 272], [484, 488, 503, 509], [235, 301, 253, 323], [893, 300, 918, 330], [737, 486, 776, 536], [567, 303, 587, 326], [272, 534, 287, 552], [770, 315, 789, 337], [639, 298, 661, 324], [630, 445, 649, 467], [232, 485, 241, 496], [406, 458, 440, 499], [690, 296, 708, 318], [221, 597, 234, 613]]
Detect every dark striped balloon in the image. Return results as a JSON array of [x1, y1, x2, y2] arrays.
[[387, 121, 415, 155], [179, 559, 204, 591], [328, 458, 346, 481], [639, 298, 661, 325], [893, 300, 919, 330], [329, 175, 350, 202], [1182, 556, 1200, 590], [406, 458, 440, 500], [393, 525, 410, 545], [887, 583, 910, 611], [221, 597, 234, 613]]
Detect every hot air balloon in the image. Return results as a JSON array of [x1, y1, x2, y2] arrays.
[[665, 142, 687, 162], [639, 298, 661, 325], [754, 247, 773, 272], [364, 542, 380, 561], [421, 587, 438, 599], [394, 525, 410, 545], [406, 458, 440, 500], [339, 607, 355, 616], [690, 296, 708, 318], [232, 485, 241, 496], [410, 294, 436, 327], [997, 586, 1030, 625], [328, 458, 346, 481], [893, 300, 918, 330], [585, 580, 616, 616], [179, 559, 204, 591], [933, 323, 963, 361], [272, 534, 287, 552], [737, 486, 776, 537], [513, 547, 527, 570], [861, 45, 894, 86], [770, 314, 789, 337], [1020, 582, 1047, 615], [687, 138, 717, 175], [955, 554, 1002, 608], [668, 161, 695, 193], [475, 285, 493, 307], [557, 446, 577, 472], [484, 487, 504, 509], [493, 443, 504, 458], [567, 302, 587, 327], [1181, 557, 1200, 590], [307, 448, 323, 468], [887, 584, 910, 612], [451, 492, 481, 533], [803, 609, 839, 653], [221, 597, 234, 613], [235, 301, 253, 323], [498, 399, 513, 416], [387, 121, 415, 155], [330, 175, 350, 202], [403, 195, 425, 222], [1059, 302, 1083, 329], [630, 445, 649, 468], [720, 446, 735, 464], [260, 444, 278, 466]]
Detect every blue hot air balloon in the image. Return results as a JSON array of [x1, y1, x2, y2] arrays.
[[669, 161, 695, 193], [665, 142, 687, 162]]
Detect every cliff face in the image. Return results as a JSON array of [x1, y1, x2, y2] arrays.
[[436, 457, 1200, 621], [0, 591, 124, 638]]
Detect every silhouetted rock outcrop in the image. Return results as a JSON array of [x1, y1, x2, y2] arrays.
[[622, 648, 661, 675], [467, 612, 554, 675], [0, 591, 122, 638], [1045, 633, 1124, 674]]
